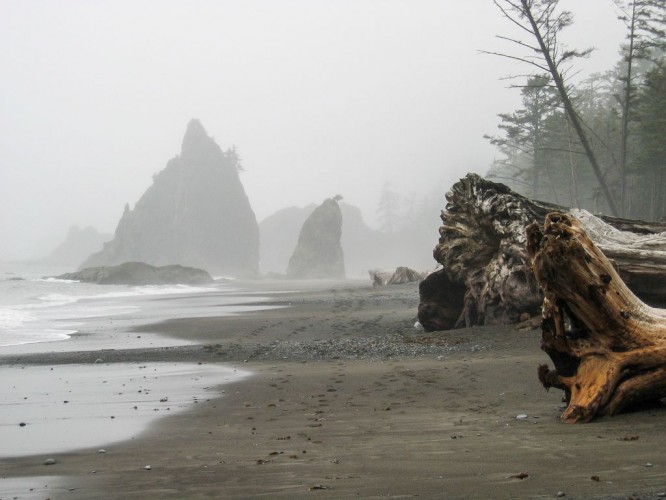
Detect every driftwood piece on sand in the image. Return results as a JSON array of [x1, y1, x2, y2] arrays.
[[417, 174, 666, 332], [370, 267, 426, 287], [527, 212, 666, 423]]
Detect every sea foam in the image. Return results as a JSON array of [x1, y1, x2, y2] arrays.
[[0, 279, 220, 348]]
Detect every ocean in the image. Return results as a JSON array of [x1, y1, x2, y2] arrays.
[[0, 261, 274, 350], [0, 261, 271, 462]]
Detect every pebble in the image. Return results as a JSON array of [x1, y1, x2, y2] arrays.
[[98, 449, 107, 454], [556, 492, 566, 497], [144, 465, 152, 470], [44, 458, 56, 465], [516, 414, 528, 420], [646, 462, 654, 467]]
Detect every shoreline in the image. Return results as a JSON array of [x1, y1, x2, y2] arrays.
[[0, 362, 251, 459], [2, 280, 666, 498]]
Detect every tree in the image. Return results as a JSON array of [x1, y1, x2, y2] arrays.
[[486, 74, 559, 198], [635, 60, 666, 219], [225, 145, 244, 172], [376, 183, 402, 233], [488, 0, 619, 216], [613, 0, 666, 215]]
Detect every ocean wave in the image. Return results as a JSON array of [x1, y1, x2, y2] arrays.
[[34, 283, 218, 306], [0, 328, 74, 348], [0, 308, 37, 329], [0, 282, 220, 347], [33, 277, 80, 284]]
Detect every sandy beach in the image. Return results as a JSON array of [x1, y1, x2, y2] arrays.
[[2, 280, 666, 499]]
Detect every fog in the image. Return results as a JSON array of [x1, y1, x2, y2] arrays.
[[1, 0, 625, 261]]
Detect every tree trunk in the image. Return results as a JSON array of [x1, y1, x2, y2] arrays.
[[417, 174, 666, 332], [527, 212, 666, 423], [519, 0, 619, 216]]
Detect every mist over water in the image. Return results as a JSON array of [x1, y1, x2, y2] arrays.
[[0, 1, 625, 262]]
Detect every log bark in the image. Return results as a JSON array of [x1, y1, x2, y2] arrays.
[[527, 212, 666, 423], [417, 174, 666, 332]]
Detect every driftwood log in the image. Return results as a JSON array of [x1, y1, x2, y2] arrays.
[[417, 174, 666, 332], [370, 267, 427, 287], [527, 212, 666, 422]]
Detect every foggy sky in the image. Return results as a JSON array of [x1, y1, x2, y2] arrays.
[[1, 0, 625, 260]]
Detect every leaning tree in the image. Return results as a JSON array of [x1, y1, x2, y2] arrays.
[[488, 0, 619, 215]]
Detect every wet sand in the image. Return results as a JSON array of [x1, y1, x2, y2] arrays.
[[0, 363, 250, 458], [2, 280, 666, 499]]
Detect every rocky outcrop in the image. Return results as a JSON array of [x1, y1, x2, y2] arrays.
[[286, 198, 345, 279], [57, 261, 213, 285], [41, 226, 112, 267], [80, 120, 259, 277], [259, 204, 316, 275], [260, 202, 434, 277]]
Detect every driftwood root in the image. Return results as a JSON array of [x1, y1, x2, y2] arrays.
[[528, 212, 666, 423]]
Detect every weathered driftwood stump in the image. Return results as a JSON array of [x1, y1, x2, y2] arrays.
[[527, 212, 666, 423], [417, 174, 551, 331], [418, 173, 666, 332]]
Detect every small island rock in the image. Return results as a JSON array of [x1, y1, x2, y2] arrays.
[[56, 262, 213, 285]]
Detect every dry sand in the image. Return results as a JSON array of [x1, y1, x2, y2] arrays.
[[1, 280, 666, 499]]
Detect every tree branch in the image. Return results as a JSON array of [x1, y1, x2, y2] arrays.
[[479, 50, 550, 73]]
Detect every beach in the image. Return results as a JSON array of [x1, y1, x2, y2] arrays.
[[2, 280, 666, 499]]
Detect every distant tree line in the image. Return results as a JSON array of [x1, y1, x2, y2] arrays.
[[486, 0, 666, 221]]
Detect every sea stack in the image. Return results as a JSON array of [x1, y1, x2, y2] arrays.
[[80, 120, 259, 276], [42, 226, 112, 267], [286, 197, 345, 279]]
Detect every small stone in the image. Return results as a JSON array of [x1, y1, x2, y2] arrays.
[[646, 462, 654, 467], [557, 492, 566, 498], [94, 358, 104, 363], [98, 449, 107, 454], [144, 465, 151, 470], [656, 493, 666, 497], [516, 414, 529, 420], [44, 458, 56, 465], [19, 422, 26, 427]]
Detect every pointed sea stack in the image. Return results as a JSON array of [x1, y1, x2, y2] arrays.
[[286, 197, 345, 279], [81, 120, 259, 276]]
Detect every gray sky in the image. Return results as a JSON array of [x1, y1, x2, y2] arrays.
[[1, 0, 626, 260]]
